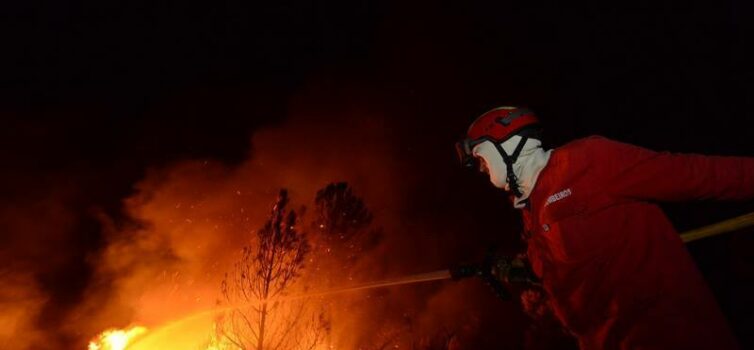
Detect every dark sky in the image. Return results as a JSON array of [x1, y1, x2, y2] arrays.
[[2, 0, 754, 348]]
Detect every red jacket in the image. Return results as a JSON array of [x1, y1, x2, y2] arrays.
[[522, 136, 754, 349]]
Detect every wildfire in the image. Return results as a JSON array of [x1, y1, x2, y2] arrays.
[[88, 326, 148, 350]]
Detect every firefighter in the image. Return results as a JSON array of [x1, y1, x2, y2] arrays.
[[456, 106, 754, 349]]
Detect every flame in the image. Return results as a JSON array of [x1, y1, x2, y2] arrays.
[[87, 326, 147, 350], [74, 116, 457, 349]]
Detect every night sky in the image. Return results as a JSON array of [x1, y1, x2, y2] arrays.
[[2, 1, 754, 349]]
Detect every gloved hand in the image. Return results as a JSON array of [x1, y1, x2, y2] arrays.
[[449, 256, 511, 300], [449, 253, 540, 300], [449, 262, 484, 280], [491, 255, 540, 285]]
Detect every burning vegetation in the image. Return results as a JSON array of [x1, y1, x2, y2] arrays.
[[87, 326, 147, 350], [85, 181, 465, 350], [65, 118, 465, 350], [4, 116, 542, 350]]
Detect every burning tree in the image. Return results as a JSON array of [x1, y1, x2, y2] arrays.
[[217, 189, 328, 350]]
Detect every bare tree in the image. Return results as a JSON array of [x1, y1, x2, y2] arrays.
[[305, 182, 395, 349], [312, 182, 381, 269], [217, 189, 327, 350], [313, 182, 372, 236]]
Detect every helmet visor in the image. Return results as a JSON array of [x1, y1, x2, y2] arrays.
[[455, 138, 479, 169]]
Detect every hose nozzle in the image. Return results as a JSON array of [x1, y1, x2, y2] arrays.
[[449, 261, 511, 300], [449, 263, 483, 280]]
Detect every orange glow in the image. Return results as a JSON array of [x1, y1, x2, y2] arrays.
[[87, 326, 147, 350], [74, 116, 474, 349]]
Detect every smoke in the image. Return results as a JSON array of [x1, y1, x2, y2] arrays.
[[0, 271, 48, 349], [65, 110, 419, 347], [0, 164, 91, 350], [1, 92, 525, 349]]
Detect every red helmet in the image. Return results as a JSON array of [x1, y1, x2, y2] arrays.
[[455, 107, 541, 169]]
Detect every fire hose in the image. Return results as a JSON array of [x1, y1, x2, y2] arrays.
[[680, 211, 754, 243], [451, 211, 754, 299], [288, 212, 754, 301]]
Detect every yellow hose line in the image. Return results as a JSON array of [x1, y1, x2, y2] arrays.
[[681, 212, 754, 243]]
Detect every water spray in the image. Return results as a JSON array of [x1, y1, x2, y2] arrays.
[[301, 269, 452, 297]]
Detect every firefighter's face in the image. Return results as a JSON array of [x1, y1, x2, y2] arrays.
[[472, 140, 509, 190], [477, 156, 489, 174]]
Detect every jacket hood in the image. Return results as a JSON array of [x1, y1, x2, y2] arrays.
[[472, 135, 552, 208]]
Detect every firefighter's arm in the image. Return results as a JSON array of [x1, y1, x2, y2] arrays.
[[598, 138, 754, 202]]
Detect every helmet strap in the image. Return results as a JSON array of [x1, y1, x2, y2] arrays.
[[493, 136, 529, 197]]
